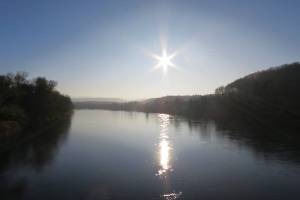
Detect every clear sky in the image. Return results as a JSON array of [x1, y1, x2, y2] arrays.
[[0, 0, 299, 99]]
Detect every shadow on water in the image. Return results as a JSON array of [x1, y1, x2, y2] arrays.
[[0, 118, 72, 200], [174, 115, 300, 166]]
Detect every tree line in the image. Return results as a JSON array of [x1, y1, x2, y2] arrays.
[[0, 72, 73, 136], [74, 62, 300, 130]]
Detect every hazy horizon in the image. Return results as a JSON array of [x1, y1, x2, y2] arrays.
[[1, 0, 300, 99]]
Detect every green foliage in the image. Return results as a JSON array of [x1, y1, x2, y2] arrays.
[[0, 72, 73, 135], [0, 105, 27, 125]]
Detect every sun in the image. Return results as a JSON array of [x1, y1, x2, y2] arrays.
[[148, 48, 178, 74], [142, 37, 180, 74]]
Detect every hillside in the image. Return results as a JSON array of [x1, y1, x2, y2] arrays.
[[74, 63, 300, 129], [72, 97, 125, 103]]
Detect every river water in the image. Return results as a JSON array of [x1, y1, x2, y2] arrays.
[[1, 110, 300, 200]]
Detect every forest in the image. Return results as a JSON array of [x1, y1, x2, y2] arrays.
[[74, 62, 300, 131], [0, 72, 73, 136]]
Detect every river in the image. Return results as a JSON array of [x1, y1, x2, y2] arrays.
[[1, 110, 300, 200]]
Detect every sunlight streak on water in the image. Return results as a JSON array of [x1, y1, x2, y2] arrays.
[[157, 114, 172, 176], [156, 114, 183, 199], [162, 192, 183, 200], [159, 140, 170, 174]]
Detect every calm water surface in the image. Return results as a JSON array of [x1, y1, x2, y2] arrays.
[[1, 110, 300, 200]]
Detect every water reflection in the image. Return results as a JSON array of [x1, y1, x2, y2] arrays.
[[163, 192, 183, 200], [0, 120, 71, 200], [1, 111, 300, 200], [157, 114, 172, 177], [156, 114, 183, 200]]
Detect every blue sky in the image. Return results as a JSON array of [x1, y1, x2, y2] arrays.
[[0, 0, 299, 99]]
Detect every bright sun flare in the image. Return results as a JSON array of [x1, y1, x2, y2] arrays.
[[143, 37, 180, 74], [155, 49, 175, 71], [146, 47, 178, 74], [153, 49, 176, 73]]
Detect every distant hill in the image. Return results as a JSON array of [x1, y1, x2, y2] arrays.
[[215, 62, 300, 115], [141, 95, 196, 103], [73, 62, 300, 130], [72, 97, 125, 103]]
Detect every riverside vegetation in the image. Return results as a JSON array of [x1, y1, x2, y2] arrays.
[[0, 72, 73, 137]]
